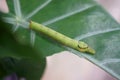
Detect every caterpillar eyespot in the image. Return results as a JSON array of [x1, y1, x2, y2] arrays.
[[29, 21, 95, 54], [78, 41, 88, 49]]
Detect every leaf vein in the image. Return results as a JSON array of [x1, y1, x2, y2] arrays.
[[26, 0, 52, 19], [101, 59, 120, 65], [13, 0, 22, 17], [43, 5, 95, 25], [75, 28, 120, 40]]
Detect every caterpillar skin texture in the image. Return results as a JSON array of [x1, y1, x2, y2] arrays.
[[29, 21, 95, 54]]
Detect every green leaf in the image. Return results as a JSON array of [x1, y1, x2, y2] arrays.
[[0, 19, 42, 60], [2, 0, 120, 79], [14, 58, 46, 80], [0, 58, 46, 80], [0, 20, 46, 79]]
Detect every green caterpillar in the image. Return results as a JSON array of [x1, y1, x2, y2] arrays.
[[29, 21, 95, 54]]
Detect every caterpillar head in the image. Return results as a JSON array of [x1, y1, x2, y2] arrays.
[[78, 41, 95, 54]]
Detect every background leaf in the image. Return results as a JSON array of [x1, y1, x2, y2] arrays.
[[0, 19, 46, 79], [1, 0, 120, 79]]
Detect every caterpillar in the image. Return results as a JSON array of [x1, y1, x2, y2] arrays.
[[29, 21, 95, 54]]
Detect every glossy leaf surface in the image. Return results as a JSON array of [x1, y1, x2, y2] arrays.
[[1, 0, 120, 79]]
